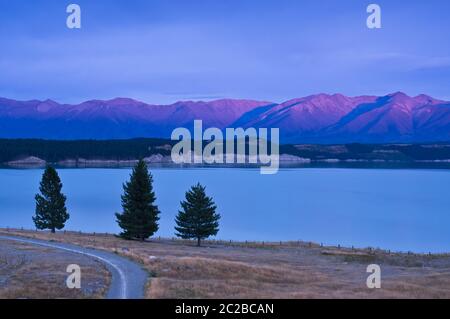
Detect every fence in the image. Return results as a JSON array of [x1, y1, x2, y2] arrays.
[[0, 226, 446, 257]]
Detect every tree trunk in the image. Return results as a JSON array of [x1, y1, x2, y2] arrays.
[[197, 237, 201, 247], [51, 228, 55, 234]]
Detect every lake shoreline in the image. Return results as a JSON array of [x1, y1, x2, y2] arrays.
[[4, 140, 450, 169], [3, 161, 450, 170], [1, 168, 448, 253], [1, 228, 448, 255], [3, 154, 450, 170]]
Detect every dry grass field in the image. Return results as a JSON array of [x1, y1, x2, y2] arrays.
[[0, 238, 110, 299], [1, 228, 450, 299]]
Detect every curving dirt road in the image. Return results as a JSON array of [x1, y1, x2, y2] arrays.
[[0, 235, 148, 299]]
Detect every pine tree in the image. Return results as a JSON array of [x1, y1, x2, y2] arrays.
[[33, 166, 69, 233], [175, 183, 220, 246], [116, 159, 160, 240]]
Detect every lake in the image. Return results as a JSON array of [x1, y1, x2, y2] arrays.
[[0, 167, 449, 253]]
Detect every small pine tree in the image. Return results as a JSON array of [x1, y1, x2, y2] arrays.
[[116, 159, 160, 240], [175, 183, 220, 246], [33, 166, 69, 233]]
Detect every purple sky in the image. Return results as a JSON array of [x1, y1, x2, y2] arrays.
[[1, 0, 450, 104]]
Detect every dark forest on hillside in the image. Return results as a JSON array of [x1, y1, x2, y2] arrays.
[[2, 139, 450, 163], [0, 139, 173, 162]]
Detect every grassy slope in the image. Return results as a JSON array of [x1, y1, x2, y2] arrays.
[[1, 229, 450, 299], [0, 238, 110, 299]]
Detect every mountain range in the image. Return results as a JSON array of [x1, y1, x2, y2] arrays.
[[1, 92, 450, 143]]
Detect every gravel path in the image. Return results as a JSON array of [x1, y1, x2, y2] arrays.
[[0, 235, 148, 299]]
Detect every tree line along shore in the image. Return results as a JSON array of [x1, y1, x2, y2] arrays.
[[3, 138, 450, 165]]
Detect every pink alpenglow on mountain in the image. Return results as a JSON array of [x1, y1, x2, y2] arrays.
[[0, 93, 449, 143]]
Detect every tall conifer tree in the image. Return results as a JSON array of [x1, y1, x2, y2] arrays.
[[33, 166, 69, 233], [175, 183, 220, 246], [116, 159, 160, 240]]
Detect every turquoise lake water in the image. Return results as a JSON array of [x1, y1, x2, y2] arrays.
[[0, 168, 449, 253]]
